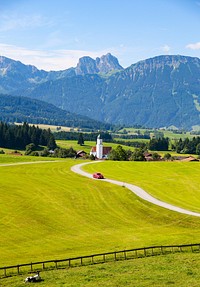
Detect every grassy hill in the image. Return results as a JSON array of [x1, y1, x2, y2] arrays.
[[83, 161, 200, 213], [1, 252, 200, 286], [0, 156, 200, 269]]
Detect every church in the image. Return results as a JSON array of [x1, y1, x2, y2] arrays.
[[90, 134, 112, 159]]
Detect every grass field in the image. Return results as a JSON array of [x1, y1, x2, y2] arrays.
[[83, 161, 200, 213], [0, 157, 200, 270], [0, 153, 58, 164], [1, 252, 200, 286], [118, 128, 199, 140]]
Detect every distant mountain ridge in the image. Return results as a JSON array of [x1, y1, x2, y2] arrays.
[[0, 54, 200, 130], [0, 53, 123, 94]]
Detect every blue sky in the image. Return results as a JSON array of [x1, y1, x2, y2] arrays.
[[0, 0, 200, 70]]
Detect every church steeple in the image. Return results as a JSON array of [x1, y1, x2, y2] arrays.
[[96, 134, 103, 159]]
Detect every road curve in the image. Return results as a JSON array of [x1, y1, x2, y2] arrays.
[[71, 161, 200, 217]]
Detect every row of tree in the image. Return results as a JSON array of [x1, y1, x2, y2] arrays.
[[0, 122, 57, 150], [55, 131, 113, 142], [173, 137, 200, 155], [108, 146, 150, 161]]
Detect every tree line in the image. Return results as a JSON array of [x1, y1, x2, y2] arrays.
[[54, 131, 113, 142], [173, 137, 200, 155], [0, 122, 57, 150]]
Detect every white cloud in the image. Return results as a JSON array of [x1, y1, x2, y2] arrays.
[[0, 12, 52, 32], [0, 43, 112, 70], [161, 45, 171, 53], [186, 42, 200, 50]]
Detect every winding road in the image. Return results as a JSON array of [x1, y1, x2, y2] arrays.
[[71, 161, 200, 217]]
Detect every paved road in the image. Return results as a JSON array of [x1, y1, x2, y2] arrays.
[[71, 161, 200, 217]]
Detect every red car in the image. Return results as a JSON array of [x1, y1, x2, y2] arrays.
[[93, 172, 104, 179]]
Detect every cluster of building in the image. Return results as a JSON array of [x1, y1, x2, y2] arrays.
[[77, 135, 199, 161]]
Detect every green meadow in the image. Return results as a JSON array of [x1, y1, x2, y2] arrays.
[[83, 161, 200, 213], [118, 127, 198, 140], [1, 253, 200, 286], [0, 156, 200, 271]]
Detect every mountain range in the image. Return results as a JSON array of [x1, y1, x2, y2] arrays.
[[0, 53, 200, 130]]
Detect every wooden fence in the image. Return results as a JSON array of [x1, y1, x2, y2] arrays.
[[0, 243, 200, 278]]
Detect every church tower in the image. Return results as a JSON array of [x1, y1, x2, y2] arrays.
[[96, 134, 103, 159]]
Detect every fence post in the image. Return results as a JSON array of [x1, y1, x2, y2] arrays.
[[135, 250, 137, 258], [68, 259, 71, 267], [124, 251, 127, 260], [31, 262, 33, 272], [55, 261, 57, 269], [114, 252, 117, 261], [17, 265, 20, 274], [144, 248, 146, 257], [43, 262, 45, 269], [4, 268, 6, 277]]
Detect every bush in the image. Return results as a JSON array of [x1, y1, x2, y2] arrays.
[[130, 148, 145, 161], [25, 143, 36, 155], [30, 151, 39, 156], [163, 153, 172, 160]]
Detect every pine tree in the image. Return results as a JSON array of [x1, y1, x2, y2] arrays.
[[77, 133, 84, 146]]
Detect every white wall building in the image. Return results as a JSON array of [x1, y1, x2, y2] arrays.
[[96, 134, 103, 159], [90, 134, 112, 159]]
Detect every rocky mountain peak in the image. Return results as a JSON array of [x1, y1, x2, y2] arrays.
[[75, 56, 98, 75], [96, 53, 123, 73], [75, 53, 123, 75]]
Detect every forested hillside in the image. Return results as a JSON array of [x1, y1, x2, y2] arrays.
[[0, 94, 112, 130]]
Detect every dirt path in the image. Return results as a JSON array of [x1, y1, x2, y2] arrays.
[[71, 161, 200, 217]]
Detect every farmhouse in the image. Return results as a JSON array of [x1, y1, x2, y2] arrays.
[[75, 150, 87, 158], [90, 134, 112, 159]]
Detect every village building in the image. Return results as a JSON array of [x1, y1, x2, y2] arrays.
[[75, 150, 87, 158], [90, 134, 112, 159]]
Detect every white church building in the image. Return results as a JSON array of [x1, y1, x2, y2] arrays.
[[90, 134, 112, 159]]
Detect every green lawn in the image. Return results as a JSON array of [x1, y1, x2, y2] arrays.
[[83, 161, 200, 213], [0, 153, 58, 164], [1, 252, 200, 286], [0, 158, 200, 269]]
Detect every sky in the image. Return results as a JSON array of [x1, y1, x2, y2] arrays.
[[0, 0, 200, 71]]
